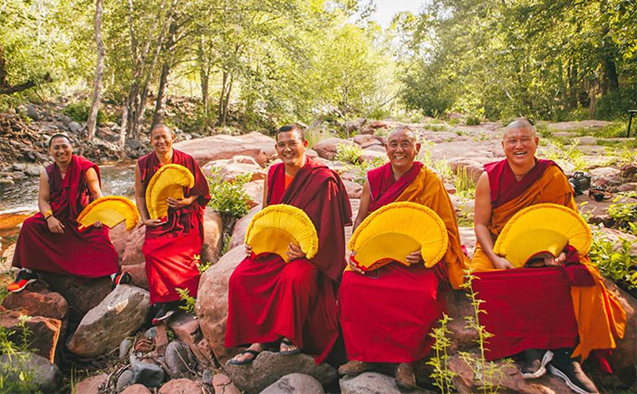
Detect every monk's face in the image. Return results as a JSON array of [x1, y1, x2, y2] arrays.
[[385, 129, 420, 171], [275, 130, 307, 168], [48, 136, 73, 165], [151, 126, 174, 155], [502, 127, 539, 167]]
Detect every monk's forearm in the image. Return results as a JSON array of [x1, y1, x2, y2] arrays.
[[38, 200, 53, 217], [135, 196, 150, 222], [475, 224, 498, 260]]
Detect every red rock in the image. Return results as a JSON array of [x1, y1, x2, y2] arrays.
[[312, 137, 353, 160], [243, 180, 264, 208], [158, 378, 202, 393], [202, 156, 266, 182], [343, 180, 363, 199], [175, 132, 277, 167], [168, 312, 217, 367], [38, 272, 111, 318], [0, 310, 62, 362], [2, 282, 68, 321], [121, 384, 152, 394], [213, 373, 241, 394], [201, 209, 223, 266], [229, 205, 261, 251], [605, 279, 636, 387], [73, 373, 108, 394]]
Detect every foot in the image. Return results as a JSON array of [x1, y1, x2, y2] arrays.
[[338, 360, 373, 377], [228, 343, 263, 365], [395, 363, 417, 391], [151, 302, 176, 325], [111, 271, 132, 289], [549, 349, 599, 394], [279, 338, 301, 356], [521, 349, 553, 379], [7, 270, 38, 293]]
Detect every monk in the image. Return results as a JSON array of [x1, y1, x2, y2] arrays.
[[135, 124, 210, 325], [471, 119, 626, 394], [225, 124, 352, 365], [9, 134, 125, 292], [337, 126, 467, 390]]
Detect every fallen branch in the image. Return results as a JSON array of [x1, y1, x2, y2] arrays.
[[0, 73, 52, 95]]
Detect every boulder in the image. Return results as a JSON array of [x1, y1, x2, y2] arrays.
[[620, 163, 637, 181], [175, 132, 277, 167], [117, 369, 134, 392], [165, 340, 195, 378], [158, 378, 202, 394], [75, 373, 108, 394], [39, 271, 112, 318], [225, 351, 338, 394], [68, 121, 83, 134], [201, 209, 224, 265], [121, 384, 153, 394], [0, 309, 62, 362], [340, 372, 434, 394], [1, 282, 68, 321], [130, 352, 165, 387], [196, 246, 245, 363], [343, 180, 363, 199], [168, 312, 216, 368], [0, 352, 62, 393], [590, 167, 622, 187], [243, 180, 265, 207], [229, 205, 261, 250], [359, 149, 386, 162], [25, 104, 39, 120], [604, 279, 637, 387], [312, 138, 353, 160], [202, 155, 266, 182], [67, 285, 151, 358], [448, 159, 485, 184], [213, 373, 241, 394], [261, 373, 325, 394]]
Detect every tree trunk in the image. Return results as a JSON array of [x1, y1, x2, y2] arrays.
[[87, 0, 105, 141], [221, 74, 233, 126], [120, 97, 129, 148], [152, 62, 170, 128], [218, 71, 229, 126]]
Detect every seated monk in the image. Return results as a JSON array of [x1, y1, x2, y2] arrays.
[[9, 134, 127, 292], [337, 126, 467, 390], [470, 119, 626, 394], [225, 124, 352, 365], [134, 124, 211, 325]]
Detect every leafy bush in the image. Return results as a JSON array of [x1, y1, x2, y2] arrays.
[[589, 229, 637, 292], [63, 102, 108, 125], [0, 317, 39, 394], [608, 200, 637, 235], [208, 167, 251, 220], [335, 143, 362, 165], [455, 166, 476, 199], [349, 157, 386, 185], [465, 115, 481, 126]]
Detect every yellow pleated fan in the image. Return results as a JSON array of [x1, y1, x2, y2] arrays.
[[493, 203, 592, 268], [77, 196, 139, 231], [245, 204, 319, 262], [145, 164, 195, 220], [349, 202, 448, 271]]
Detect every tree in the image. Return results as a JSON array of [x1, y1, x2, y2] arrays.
[[87, 0, 105, 140]]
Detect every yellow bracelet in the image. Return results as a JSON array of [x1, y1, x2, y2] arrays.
[[44, 210, 52, 218]]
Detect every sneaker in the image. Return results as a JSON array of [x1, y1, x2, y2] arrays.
[[338, 360, 373, 377], [151, 303, 176, 325], [111, 271, 132, 289], [7, 270, 38, 293], [549, 349, 599, 394], [395, 362, 417, 391], [521, 349, 553, 379]]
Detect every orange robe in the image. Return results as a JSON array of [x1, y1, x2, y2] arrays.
[[471, 161, 626, 361], [339, 164, 466, 363]]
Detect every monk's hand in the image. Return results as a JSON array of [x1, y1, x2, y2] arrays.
[[143, 218, 163, 227], [46, 216, 65, 234], [545, 252, 567, 267], [406, 250, 422, 264], [167, 196, 194, 210], [245, 244, 252, 256], [493, 256, 514, 270], [348, 252, 365, 275], [286, 243, 306, 261], [94, 221, 103, 228]]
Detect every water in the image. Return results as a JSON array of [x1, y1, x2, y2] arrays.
[[0, 162, 136, 255]]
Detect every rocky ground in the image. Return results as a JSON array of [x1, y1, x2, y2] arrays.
[[0, 109, 636, 393]]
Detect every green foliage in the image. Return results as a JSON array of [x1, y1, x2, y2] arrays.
[[194, 254, 212, 274], [220, 234, 232, 256], [542, 139, 587, 171], [348, 157, 387, 186], [608, 193, 637, 234], [589, 229, 637, 291], [208, 167, 251, 220], [427, 313, 457, 393], [0, 316, 40, 394], [62, 102, 108, 125], [455, 167, 477, 199], [433, 159, 453, 182], [465, 115, 481, 126], [334, 143, 363, 165], [176, 288, 197, 315]]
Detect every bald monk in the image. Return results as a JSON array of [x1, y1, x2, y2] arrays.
[[225, 124, 352, 365], [135, 124, 210, 325], [9, 134, 126, 292], [471, 119, 626, 394], [337, 126, 467, 390]]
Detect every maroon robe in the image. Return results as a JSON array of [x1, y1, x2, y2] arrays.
[[138, 149, 211, 304], [339, 162, 457, 363], [225, 158, 352, 364], [12, 155, 119, 277], [473, 158, 584, 360]]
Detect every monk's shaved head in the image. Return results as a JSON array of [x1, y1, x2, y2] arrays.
[[151, 123, 173, 136], [503, 118, 536, 140], [386, 126, 418, 144]]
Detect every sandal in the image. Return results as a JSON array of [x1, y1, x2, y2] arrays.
[[228, 349, 261, 365], [279, 338, 301, 356]]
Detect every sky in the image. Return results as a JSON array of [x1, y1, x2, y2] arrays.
[[370, 0, 427, 28]]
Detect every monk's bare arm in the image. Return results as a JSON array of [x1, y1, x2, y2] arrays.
[[134, 164, 161, 227], [84, 167, 103, 200], [348, 180, 371, 274], [474, 173, 513, 269], [262, 171, 269, 208], [38, 170, 64, 233]]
